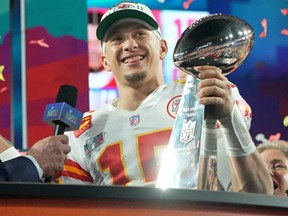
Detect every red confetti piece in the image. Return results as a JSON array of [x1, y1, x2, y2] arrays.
[[281, 9, 288, 16], [29, 39, 50, 48], [280, 9, 288, 36], [0, 87, 7, 93], [183, 0, 194, 10], [259, 18, 267, 38], [269, 132, 281, 141], [281, 29, 288, 36]]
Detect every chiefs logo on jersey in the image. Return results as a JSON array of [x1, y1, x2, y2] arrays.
[[166, 95, 182, 118], [73, 115, 92, 138]]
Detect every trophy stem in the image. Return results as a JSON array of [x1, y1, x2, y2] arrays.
[[157, 75, 204, 189]]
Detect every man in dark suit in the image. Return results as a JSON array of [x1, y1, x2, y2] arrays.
[[0, 135, 70, 182]]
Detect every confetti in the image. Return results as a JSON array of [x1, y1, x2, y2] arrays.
[[183, 0, 194, 10], [259, 18, 267, 38], [284, 116, 288, 127], [255, 133, 268, 143], [0, 65, 5, 81], [269, 133, 281, 141], [280, 9, 288, 36], [281, 9, 288, 16], [281, 29, 288, 36], [29, 39, 50, 48], [0, 87, 7, 93]]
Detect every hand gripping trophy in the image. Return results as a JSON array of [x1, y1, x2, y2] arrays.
[[157, 14, 254, 190]]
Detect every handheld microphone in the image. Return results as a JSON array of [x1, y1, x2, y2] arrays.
[[42, 85, 83, 182]]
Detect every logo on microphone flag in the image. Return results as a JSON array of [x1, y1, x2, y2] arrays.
[[42, 102, 83, 131]]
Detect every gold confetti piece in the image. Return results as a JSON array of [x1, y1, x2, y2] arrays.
[[283, 116, 288, 127], [0, 65, 5, 81]]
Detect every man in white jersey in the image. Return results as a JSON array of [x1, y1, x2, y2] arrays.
[[58, 1, 273, 194]]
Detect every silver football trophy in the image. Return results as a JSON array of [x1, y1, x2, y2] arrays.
[[157, 14, 254, 190]]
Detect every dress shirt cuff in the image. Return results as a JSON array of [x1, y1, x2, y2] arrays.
[[0, 147, 21, 162]]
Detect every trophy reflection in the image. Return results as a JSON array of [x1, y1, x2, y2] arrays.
[[156, 14, 254, 190]]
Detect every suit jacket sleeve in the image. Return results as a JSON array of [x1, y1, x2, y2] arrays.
[[0, 156, 41, 182]]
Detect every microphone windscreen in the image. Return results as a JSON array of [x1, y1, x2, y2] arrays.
[[55, 85, 78, 107], [42, 84, 83, 131]]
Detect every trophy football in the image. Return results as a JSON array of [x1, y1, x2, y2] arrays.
[[157, 14, 254, 190]]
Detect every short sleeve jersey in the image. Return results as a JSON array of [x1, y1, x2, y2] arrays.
[[58, 81, 251, 186]]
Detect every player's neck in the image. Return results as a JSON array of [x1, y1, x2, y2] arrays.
[[117, 83, 163, 111]]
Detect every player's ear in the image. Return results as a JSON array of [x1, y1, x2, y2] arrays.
[[159, 39, 168, 60], [101, 54, 112, 71]]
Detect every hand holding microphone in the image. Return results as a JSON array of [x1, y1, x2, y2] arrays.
[[26, 135, 71, 178], [42, 85, 83, 182]]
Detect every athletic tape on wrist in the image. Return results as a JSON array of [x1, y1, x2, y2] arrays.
[[219, 104, 256, 157]]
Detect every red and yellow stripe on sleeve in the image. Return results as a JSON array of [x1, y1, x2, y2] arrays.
[[58, 159, 93, 183]]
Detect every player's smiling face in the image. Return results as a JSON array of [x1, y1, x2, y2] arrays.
[[260, 149, 288, 196], [101, 21, 166, 85]]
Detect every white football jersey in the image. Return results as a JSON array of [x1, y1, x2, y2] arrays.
[[58, 81, 251, 187]]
